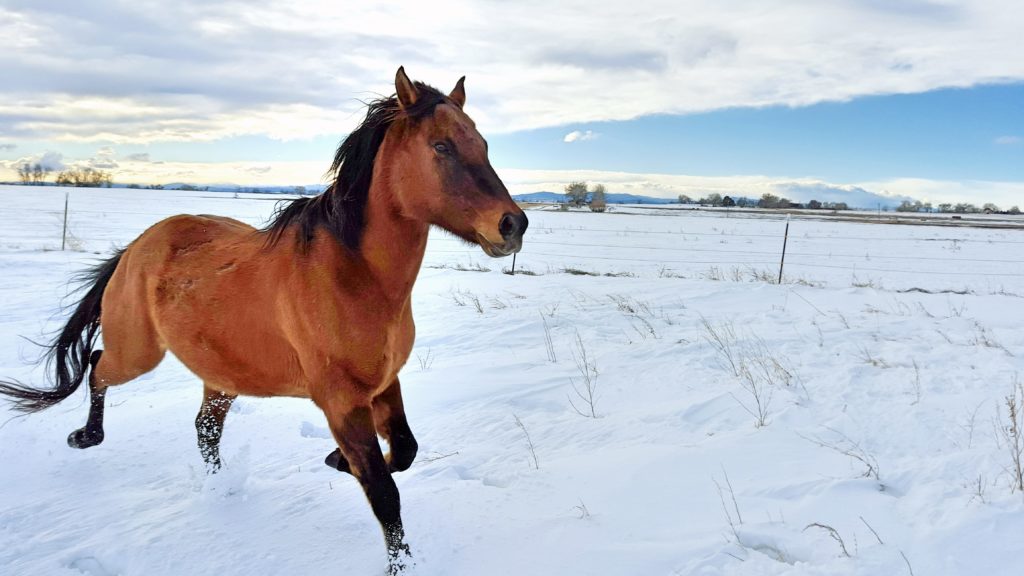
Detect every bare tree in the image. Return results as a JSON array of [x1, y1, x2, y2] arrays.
[[700, 193, 723, 206], [564, 181, 588, 207], [589, 183, 607, 212], [17, 163, 31, 185], [30, 163, 51, 185], [757, 192, 778, 208]]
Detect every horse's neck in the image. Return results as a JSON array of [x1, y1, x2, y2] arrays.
[[357, 187, 430, 304]]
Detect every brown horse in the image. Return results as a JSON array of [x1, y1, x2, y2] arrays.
[[0, 67, 527, 574]]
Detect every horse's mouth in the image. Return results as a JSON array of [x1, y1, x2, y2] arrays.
[[477, 234, 521, 258]]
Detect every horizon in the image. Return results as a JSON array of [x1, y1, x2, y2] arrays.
[[1, 1, 1022, 207]]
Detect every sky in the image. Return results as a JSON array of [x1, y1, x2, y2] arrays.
[[1, 0, 1023, 207]]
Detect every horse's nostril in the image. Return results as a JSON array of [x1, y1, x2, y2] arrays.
[[499, 213, 520, 240]]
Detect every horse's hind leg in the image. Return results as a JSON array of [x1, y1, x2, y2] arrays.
[[67, 350, 106, 448], [195, 385, 236, 472], [68, 315, 166, 449]]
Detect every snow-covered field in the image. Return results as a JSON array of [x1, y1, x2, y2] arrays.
[[1, 185, 1023, 576]]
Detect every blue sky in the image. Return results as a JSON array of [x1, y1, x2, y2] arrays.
[[1, 1, 1023, 206], [493, 84, 1024, 183]]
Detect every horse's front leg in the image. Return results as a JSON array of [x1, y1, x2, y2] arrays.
[[372, 378, 418, 472], [320, 393, 411, 574], [324, 378, 418, 474]]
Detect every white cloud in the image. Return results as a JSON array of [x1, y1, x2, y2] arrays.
[[0, 143, 16, 151], [994, 135, 1021, 145], [563, 130, 599, 143], [87, 158, 119, 170], [0, 1, 1022, 142], [1, 151, 66, 172], [0, 95, 357, 144]]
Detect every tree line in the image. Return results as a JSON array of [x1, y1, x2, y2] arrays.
[[15, 163, 114, 187], [678, 192, 849, 211], [896, 200, 1020, 214]]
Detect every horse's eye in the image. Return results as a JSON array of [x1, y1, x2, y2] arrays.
[[433, 142, 451, 155]]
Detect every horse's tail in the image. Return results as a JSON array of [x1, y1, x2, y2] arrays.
[[0, 248, 125, 413]]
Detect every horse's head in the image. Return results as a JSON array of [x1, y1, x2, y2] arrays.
[[381, 67, 527, 257]]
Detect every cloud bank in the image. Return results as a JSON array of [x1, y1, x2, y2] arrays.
[[1, 1, 1022, 143]]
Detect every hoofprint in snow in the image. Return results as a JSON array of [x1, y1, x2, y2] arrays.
[[1, 185, 1022, 575]]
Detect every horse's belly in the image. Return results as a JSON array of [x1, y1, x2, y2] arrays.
[[164, 326, 307, 398]]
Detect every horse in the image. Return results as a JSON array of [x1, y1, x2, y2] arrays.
[[0, 67, 527, 574]]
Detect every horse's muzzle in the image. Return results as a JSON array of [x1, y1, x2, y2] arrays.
[[479, 212, 527, 257]]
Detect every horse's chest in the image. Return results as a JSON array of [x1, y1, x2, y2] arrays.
[[330, 309, 414, 390]]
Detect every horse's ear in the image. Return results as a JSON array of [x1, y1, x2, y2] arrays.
[[449, 76, 466, 108], [395, 66, 419, 109]]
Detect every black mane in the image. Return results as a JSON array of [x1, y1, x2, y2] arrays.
[[263, 81, 448, 251]]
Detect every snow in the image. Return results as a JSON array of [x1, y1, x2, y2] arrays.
[[1, 185, 1023, 575]]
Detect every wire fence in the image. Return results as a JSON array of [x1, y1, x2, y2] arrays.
[[423, 213, 1024, 292], [3, 188, 1023, 293]]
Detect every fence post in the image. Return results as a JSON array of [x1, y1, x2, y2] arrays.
[[61, 191, 69, 251], [511, 252, 517, 276], [777, 215, 790, 284]]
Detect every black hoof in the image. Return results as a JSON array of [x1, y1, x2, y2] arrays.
[[67, 427, 104, 449], [324, 448, 352, 474]]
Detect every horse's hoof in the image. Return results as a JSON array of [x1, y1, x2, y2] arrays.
[[323, 446, 339, 469], [324, 448, 350, 473], [67, 428, 104, 449], [324, 449, 339, 468]]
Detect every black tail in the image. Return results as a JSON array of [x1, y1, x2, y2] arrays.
[[0, 248, 125, 413]]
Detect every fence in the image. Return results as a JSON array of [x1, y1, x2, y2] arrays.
[[2, 187, 1022, 294]]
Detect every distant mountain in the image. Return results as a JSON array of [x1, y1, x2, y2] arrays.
[[512, 191, 566, 203], [513, 191, 678, 205]]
